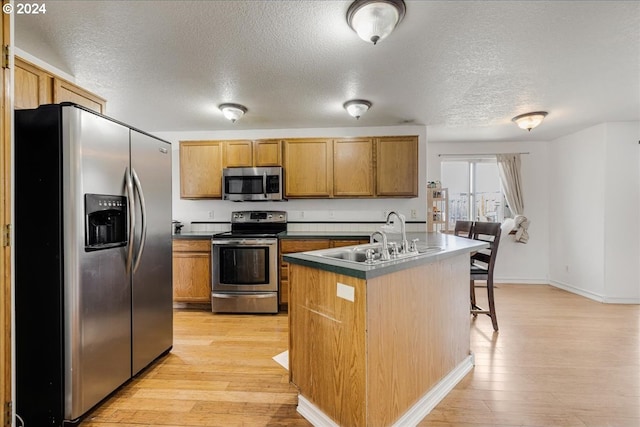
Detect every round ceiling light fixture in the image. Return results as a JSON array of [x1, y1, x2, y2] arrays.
[[219, 103, 247, 123], [347, 0, 406, 45], [511, 111, 548, 131], [343, 99, 372, 119]]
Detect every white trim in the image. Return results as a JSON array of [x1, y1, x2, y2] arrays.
[[391, 355, 474, 427], [14, 47, 76, 83], [603, 296, 640, 304], [296, 355, 474, 427], [550, 280, 605, 302], [494, 277, 550, 285], [297, 395, 339, 427]]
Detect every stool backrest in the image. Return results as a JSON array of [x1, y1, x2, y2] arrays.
[[470, 221, 502, 273], [454, 220, 474, 238]]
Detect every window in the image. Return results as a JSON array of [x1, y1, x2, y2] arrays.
[[441, 158, 508, 229]]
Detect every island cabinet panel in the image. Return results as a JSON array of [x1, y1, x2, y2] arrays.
[[333, 138, 374, 197], [288, 252, 471, 426], [283, 138, 333, 198], [223, 140, 253, 167], [180, 141, 224, 198], [366, 254, 470, 425], [289, 265, 367, 427], [172, 240, 212, 304], [375, 136, 418, 197]]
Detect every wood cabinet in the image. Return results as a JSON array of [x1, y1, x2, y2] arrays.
[[333, 137, 374, 197], [15, 57, 106, 113], [224, 140, 253, 167], [279, 238, 369, 309], [427, 187, 449, 232], [172, 239, 212, 304], [375, 136, 418, 197], [180, 141, 224, 198], [224, 139, 283, 167], [283, 138, 333, 198], [253, 139, 282, 166]]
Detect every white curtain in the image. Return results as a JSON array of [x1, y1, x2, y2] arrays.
[[496, 153, 529, 243]]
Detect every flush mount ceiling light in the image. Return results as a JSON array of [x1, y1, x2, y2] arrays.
[[343, 99, 372, 119], [347, 0, 406, 45], [219, 103, 247, 123], [511, 111, 548, 131]]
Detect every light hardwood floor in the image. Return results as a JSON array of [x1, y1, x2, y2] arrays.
[[83, 284, 640, 427]]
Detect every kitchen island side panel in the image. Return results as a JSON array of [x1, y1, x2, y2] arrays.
[[289, 265, 367, 427], [366, 253, 470, 426]]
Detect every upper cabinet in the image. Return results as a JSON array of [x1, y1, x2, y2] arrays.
[[179, 135, 418, 199], [253, 139, 282, 166], [224, 139, 282, 167], [375, 136, 418, 197], [180, 141, 224, 199], [15, 57, 106, 113], [283, 138, 333, 198], [224, 140, 253, 167], [333, 138, 374, 197]]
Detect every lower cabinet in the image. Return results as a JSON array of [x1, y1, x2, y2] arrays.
[[172, 239, 212, 305], [279, 238, 369, 310]]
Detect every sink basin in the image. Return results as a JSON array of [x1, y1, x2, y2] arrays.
[[307, 243, 442, 265]]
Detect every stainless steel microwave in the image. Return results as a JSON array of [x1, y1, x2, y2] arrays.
[[222, 166, 284, 201]]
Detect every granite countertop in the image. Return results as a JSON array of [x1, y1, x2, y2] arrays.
[[283, 233, 488, 280]]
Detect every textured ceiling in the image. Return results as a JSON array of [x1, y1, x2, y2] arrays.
[[15, 0, 640, 142]]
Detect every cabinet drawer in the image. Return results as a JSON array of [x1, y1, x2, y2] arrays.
[[173, 239, 211, 252], [280, 239, 331, 253]]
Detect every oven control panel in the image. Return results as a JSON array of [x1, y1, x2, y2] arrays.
[[232, 211, 287, 223]]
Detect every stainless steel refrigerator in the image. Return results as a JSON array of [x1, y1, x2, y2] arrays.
[[15, 103, 173, 426]]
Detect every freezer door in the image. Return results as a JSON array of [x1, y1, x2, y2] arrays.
[[62, 106, 132, 420], [130, 130, 173, 375]]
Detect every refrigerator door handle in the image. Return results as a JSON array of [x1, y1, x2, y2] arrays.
[[132, 167, 147, 273], [125, 167, 136, 274]]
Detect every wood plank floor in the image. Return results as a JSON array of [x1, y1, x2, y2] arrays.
[[83, 284, 640, 427]]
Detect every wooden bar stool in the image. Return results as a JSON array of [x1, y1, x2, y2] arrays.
[[469, 221, 502, 331], [454, 220, 474, 238]]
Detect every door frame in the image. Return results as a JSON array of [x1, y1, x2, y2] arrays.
[[1, 1, 12, 425]]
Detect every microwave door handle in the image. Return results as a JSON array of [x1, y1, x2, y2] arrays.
[[125, 167, 135, 274], [132, 167, 147, 273], [263, 172, 267, 198]]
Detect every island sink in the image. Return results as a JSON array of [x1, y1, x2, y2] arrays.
[[308, 242, 443, 265]]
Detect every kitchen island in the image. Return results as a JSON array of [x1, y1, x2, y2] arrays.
[[284, 233, 486, 427]]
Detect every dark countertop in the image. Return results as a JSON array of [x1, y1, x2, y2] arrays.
[[172, 232, 214, 240], [278, 231, 371, 239], [283, 233, 488, 280]]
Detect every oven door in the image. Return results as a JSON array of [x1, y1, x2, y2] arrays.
[[211, 238, 278, 292]]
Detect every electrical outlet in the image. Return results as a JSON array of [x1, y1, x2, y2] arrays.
[[207, 210, 214, 219], [410, 209, 417, 219], [329, 210, 335, 219], [300, 211, 305, 219]]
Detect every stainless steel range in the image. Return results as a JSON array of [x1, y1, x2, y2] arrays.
[[211, 211, 287, 313]]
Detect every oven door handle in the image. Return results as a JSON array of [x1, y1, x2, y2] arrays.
[[212, 293, 275, 299], [212, 239, 277, 246]]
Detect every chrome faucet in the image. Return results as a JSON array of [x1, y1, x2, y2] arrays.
[[386, 211, 408, 254], [370, 231, 391, 260]]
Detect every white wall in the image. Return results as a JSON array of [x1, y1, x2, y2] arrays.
[[154, 125, 427, 231], [549, 122, 640, 303], [426, 140, 550, 284], [603, 122, 640, 302]]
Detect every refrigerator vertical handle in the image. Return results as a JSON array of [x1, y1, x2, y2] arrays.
[[125, 167, 136, 274], [132, 168, 147, 273]]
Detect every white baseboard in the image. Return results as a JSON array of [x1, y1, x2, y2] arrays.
[[391, 355, 474, 427], [494, 277, 549, 285], [296, 355, 474, 427], [550, 280, 605, 302]]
